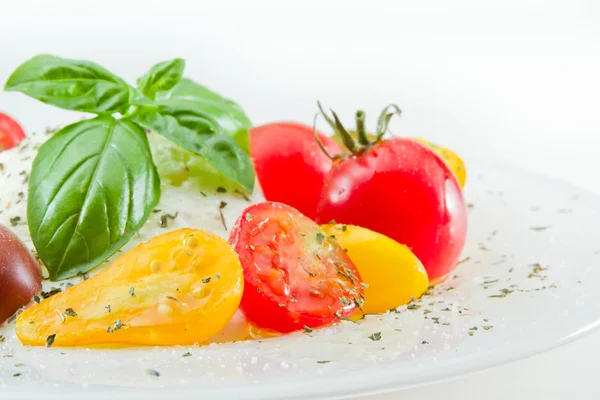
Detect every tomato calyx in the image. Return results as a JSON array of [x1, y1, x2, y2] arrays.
[[313, 102, 402, 159]]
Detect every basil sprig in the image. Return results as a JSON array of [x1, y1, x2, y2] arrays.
[[4, 55, 254, 280], [132, 78, 254, 192]]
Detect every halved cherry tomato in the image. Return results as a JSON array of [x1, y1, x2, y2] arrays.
[[415, 138, 466, 188], [249, 123, 340, 219], [16, 229, 243, 346], [230, 202, 364, 333], [322, 224, 428, 314], [0, 112, 26, 151]]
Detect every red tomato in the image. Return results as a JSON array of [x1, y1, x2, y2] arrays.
[[0, 112, 26, 151], [249, 123, 340, 219], [316, 138, 467, 283], [229, 201, 364, 333]]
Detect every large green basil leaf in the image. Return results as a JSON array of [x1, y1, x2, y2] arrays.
[[133, 106, 255, 193], [28, 116, 160, 280], [4, 54, 131, 114], [156, 78, 251, 152], [137, 58, 185, 100]]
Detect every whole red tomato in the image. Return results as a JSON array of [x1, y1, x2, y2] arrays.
[[314, 106, 467, 283], [249, 122, 340, 219], [0, 112, 26, 151]]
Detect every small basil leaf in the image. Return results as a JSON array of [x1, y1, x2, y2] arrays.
[[128, 88, 157, 108], [4, 54, 131, 114], [137, 58, 185, 100], [28, 116, 160, 280], [133, 106, 255, 193], [156, 79, 251, 152]]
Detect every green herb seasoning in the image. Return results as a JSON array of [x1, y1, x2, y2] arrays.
[[46, 334, 56, 347], [316, 232, 325, 244], [129, 286, 135, 297], [368, 332, 382, 341], [145, 369, 160, 377], [64, 308, 77, 317], [530, 225, 551, 231]]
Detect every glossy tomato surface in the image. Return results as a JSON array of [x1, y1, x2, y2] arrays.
[[249, 123, 340, 219], [0, 112, 26, 151], [321, 223, 429, 314], [316, 138, 467, 283], [230, 202, 364, 333], [0, 225, 42, 323]]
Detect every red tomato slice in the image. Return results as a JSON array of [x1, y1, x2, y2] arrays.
[[249, 123, 340, 220], [230, 202, 364, 333], [0, 112, 26, 151]]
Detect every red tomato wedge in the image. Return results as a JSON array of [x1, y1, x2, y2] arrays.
[[0, 112, 26, 151], [249, 123, 340, 219], [229, 202, 364, 333]]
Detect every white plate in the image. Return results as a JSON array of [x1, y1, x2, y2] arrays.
[[1, 159, 600, 400]]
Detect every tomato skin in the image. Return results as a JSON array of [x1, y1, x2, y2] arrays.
[[321, 224, 429, 314], [249, 123, 340, 219], [230, 202, 364, 333], [316, 138, 467, 283], [0, 112, 26, 151], [415, 138, 467, 188]]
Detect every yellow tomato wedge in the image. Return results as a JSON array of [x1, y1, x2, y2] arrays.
[[414, 138, 466, 188], [321, 224, 428, 314], [16, 229, 243, 347]]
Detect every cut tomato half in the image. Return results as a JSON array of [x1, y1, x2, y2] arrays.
[[230, 202, 364, 333]]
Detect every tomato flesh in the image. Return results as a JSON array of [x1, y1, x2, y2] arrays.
[[16, 229, 244, 346], [230, 202, 364, 333], [0, 112, 26, 151], [249, 123, 340, 219], [316, 138, 467, 283]]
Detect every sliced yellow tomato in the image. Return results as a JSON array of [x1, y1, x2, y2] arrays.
[[321, 224, 429, 314], [414, 138, 466, 188], [16, 229, 243, 347]]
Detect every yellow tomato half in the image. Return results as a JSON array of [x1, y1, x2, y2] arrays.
[[414, 138, 467, 188], [321, 224, 429, 314], [16, 229, 243, 347]]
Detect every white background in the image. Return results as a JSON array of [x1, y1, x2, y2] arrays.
[[1, 0, 599, 398]]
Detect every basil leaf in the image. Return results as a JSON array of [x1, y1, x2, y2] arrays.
[[128, 88, 157, 108], [28, 116, 160, 280], [133, 107, 255, 193], [4, 54, 130, 114], [156, 79, 251, 152], [137, 58, 185, 100]]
